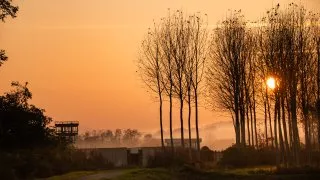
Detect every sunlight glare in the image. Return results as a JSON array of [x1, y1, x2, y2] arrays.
[[266, 77, 276, 89]]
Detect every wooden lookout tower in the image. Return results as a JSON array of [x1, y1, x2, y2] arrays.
[[55, 121, 79, 142]]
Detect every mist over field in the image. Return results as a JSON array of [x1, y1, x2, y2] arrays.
[[76, 121, 235, 150]]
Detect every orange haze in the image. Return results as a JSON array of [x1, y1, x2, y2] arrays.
[[0, 0, 319, 148]]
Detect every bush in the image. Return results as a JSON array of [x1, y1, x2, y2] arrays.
[[218, 145, 276, 168], [147, 147, 217, 168], [147, 147, 196, 168], [0, 146, 114, 179]]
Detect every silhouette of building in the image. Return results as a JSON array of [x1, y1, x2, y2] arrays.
[[55, 121, 79, 142], [164, 138, 202, 149]]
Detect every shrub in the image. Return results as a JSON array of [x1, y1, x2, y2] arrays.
[[147, 148, 195, 168], [0, 146, 114, 179], [218, 145, 276, 168]]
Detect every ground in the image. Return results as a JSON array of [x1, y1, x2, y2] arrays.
[[43, 170, 127, 180], [44, 167, 320, 180]]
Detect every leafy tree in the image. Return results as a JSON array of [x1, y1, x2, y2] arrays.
[[0, 82, 56, 150], [0, 0, 18, 21], [0, 0, 18, 66]]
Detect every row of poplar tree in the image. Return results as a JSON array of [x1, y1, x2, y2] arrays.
[[137, 3, 320, 166]]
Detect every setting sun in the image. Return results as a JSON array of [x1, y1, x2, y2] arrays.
[[266, 77, 276, 89]]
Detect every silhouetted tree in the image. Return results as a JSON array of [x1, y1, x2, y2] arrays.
[[188, 13, 209, 158], [0, 0, 18, 21], [0, 82, 56, 150], [138, 23, 165, 149], [256, 3, 320, 166], [314, 13, 320, 150], [0, 0, 18, 66], [208, 11, 255, 147], [170, 11, 188, 148]]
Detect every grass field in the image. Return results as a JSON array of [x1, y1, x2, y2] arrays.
[[113, 168, 173, 180], [114, 167, 320, 180], [44, 171, 96, 180], [44, 166, 320, 180]]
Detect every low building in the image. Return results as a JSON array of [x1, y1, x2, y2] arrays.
[[79, 147, 161, 167]]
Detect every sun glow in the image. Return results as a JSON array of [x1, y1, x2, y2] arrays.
[[266, 77, 276, 89]]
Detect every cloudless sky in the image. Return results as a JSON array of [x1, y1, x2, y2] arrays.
[[0, 0, 319, 138]]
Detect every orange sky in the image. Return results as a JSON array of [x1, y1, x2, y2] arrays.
[[0, 0, 319, 138]]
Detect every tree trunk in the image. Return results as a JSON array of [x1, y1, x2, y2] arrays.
[[264, 99, 268, 147], [180, 94, 185, 148], [169, 84, 174, 154], [159, 93, 165, 150], [240, 87, 246, 147], [278, 96, 285, 165], [195, 88, 201, 160], [274, 97, 279, 153], [281, 95, 289, 166], [267, 92, 274, 148], [253, 93, 258, 148], [188, 87, 192, 161], [235, 95, 241, 146], [250, 103, 254, 147], [291, 88, 300, 165], [317, 43, 320, 150], [246, 103, 251, 146]]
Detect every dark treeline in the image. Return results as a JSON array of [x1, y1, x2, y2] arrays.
[[138, 3, 320, 167]]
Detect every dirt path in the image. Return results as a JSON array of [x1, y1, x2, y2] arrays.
[[78, 170, 126, 180]]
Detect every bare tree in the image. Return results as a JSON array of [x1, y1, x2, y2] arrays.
[[208, 11, 255, 147], [256, 3, 320, 166], [189, 14, 209, 156], [150, 11, 209, 155], [169, 11, 189, 148], [160, 13, 176, 153], [138, 23, 166, 149], [311, 12, 320, 150]]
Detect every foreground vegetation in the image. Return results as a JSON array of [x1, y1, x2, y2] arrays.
[[45, 171, 97, 180], [113, 167, 320, 180], [52, 167, 320, 180]]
